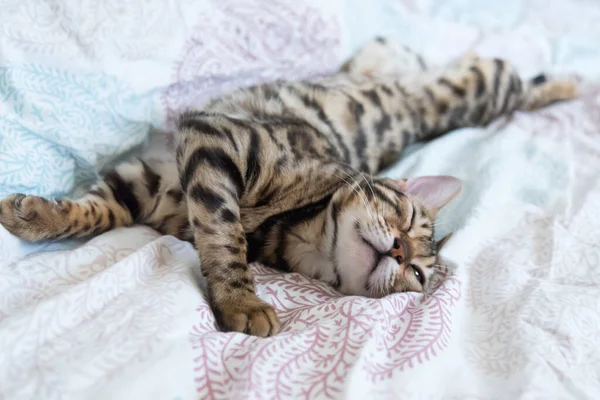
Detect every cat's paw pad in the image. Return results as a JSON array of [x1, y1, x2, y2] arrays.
[[215, 296, 280, 337], [0, 194, 65, 241]]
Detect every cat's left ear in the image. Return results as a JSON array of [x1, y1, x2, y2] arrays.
[[436, 233, 453, 251], [394, 176, 462, 219]]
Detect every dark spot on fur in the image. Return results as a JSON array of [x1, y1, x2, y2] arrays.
[[166, 189, 183, 204], [224, 245, 240, 255], [189, 184, 224, 212], [245, 128, 262, 189], [274, 156, 288, 174], [107, 209, 115, 230], [228, 262, 247, 270], [56, 200, 71, 213], [104, 171, 140, 220], [179, 221, 190, 237], [139, 159, 161, 197], [470, 66, 486, 98], [470, 103, 487, 124], [181, 147, 244, 198], [361, 89, 382, 107], [531, 74, 547, 86], [178, 114, 224, 138], [381, 85, 393, 96], [230, 281, 246, 289], [438, 78, 466, 97], [240, 277, 252, 286], [437, 101, 449, 114], [220, 208, 237, 223], [375, 114, 391, 138], [222, 127, 239, 152]]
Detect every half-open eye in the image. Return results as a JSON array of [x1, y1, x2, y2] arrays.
[[410, 264, 425, 286]]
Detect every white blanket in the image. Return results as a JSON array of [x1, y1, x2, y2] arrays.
[[1, 0, 600, 399]]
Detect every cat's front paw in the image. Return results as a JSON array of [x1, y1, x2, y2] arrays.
[[213, 294, 280, 337], [0, 194, 67, 242]]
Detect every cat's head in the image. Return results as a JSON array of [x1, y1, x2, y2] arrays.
[[329, 175, 461, 297]]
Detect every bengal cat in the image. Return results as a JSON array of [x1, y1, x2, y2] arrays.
[[0, 37, 576, 337]]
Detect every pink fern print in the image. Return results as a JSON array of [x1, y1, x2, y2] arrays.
[[190, 264, 461, 399]]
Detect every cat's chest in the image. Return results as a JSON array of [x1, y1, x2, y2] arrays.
[[245, 226, 335, 282]]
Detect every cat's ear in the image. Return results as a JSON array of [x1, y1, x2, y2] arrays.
[[395, 176, 462, 218], [436, 233, 453, 251]]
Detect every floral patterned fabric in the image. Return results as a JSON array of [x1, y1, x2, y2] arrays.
[[1, 0, 600, 399]]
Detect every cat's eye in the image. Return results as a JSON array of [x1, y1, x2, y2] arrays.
[[411, 264, 425, 286]]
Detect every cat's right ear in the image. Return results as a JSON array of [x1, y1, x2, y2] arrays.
[[394, 176, 462, 219]]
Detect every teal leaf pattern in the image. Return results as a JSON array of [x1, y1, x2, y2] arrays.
[[0, 64, 153, 197]]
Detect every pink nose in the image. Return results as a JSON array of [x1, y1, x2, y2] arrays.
[[391, 237, 409, 263]]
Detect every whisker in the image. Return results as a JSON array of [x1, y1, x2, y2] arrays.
[[431, 215, 454, 225], [334, 174, 372, 217], [333, 167, 379, 222], [335, 162, 376, 197], [349, 165, 377, 203], [428, 264, 449, 274], [364, 171, 383, 220], [332, 172, 376, 222], [335, 163, 380, 219]]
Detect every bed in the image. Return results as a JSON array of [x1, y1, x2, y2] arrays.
[[1, 0, 599, 398]]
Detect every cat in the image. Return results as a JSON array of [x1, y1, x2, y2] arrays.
[[0, 37, 576, 337]]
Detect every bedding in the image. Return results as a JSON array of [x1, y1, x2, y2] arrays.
[[1, 0, 600, 399]]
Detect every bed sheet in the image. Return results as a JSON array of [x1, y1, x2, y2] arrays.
[[1, 0, 600, 399]]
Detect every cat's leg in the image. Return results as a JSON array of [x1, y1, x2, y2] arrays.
[[345, 54, 577, 174], [0, 159, 188, 242], [177, 114, 281, 337], [402, 56, 577, 140], [177, 110, 349, 336]]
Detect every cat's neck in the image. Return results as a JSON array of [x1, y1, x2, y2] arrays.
[[283, 199, 340, 286]]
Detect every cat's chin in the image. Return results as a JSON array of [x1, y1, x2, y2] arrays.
[[365, 257, 399, 298], [335, 218, 389, 297]]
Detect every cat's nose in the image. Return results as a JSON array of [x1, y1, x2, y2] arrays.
[[391, 237, 408, 263]]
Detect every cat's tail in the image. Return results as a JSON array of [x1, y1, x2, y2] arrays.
[[0, 159, 189, 242]]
